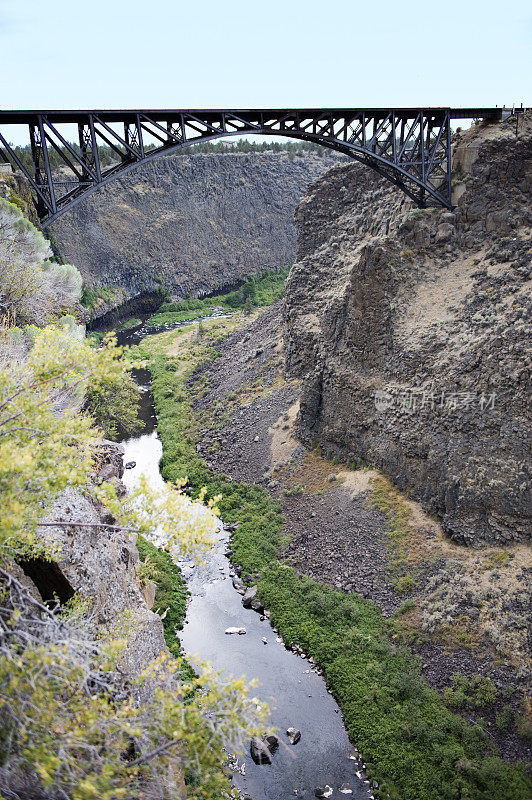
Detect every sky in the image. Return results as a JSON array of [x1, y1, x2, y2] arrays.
[[0, 0, 530, 145]]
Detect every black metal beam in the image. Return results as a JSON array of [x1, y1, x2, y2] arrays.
[[0, 107, 506, 125], [0, 106, 524, 226]]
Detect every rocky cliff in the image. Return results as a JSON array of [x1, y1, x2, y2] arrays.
[[285, 116, 531, 547], [17, 440, 167, 694], [51, 151, 336, 319]]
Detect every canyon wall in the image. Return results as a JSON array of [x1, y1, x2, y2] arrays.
[[285, 117, 531, 546], [51, 151, 336, 318]]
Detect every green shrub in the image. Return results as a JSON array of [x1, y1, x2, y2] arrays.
[[80, 284, 122, 315], [8, 187, 26, 213], [118, 317, 142, 329], [444, 673, 498, 709], [147, 268, 290, 326], [80, 285, 96, 310], [495, 705, 514, 730], [284, 483, 305, 497], [83, 335, 143, 439], [86, 330, 106, 347], [516, 714, 532, 740], [394, 598, 417, 616], [136, 536, 189, 661], [394, 575, 417, 593]]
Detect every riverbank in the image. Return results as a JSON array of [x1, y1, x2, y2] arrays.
[[122, 326, 371, 800], [133, 308, 530, 800]]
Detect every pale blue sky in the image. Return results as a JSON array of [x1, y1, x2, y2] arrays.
[[1, 0, 530, 143]]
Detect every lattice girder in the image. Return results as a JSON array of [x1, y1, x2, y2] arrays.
[[0, 107, 510, 226]]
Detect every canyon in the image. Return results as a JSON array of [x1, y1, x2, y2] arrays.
[[1, 114, 530, 800]]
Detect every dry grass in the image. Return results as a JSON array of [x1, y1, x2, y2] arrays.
[[369, 474, 439, 567], [268, 400, 300, 467], [277, 448, 345, 494], [366, 474, 531, 665]]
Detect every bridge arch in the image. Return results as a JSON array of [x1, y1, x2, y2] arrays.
[[0, 107, 505, 226]]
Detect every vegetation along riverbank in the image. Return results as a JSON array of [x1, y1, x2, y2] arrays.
[[134, 303, 531, 800]]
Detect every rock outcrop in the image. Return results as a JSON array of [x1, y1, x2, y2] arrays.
[[19, 440, 168, 693], [285, 116, 531, 546], [51, 151, 337, 319]]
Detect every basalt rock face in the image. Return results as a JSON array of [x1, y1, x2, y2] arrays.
[[285, 117, 532, 547], [51, 151, 336, 319]]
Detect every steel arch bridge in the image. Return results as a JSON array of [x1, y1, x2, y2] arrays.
[[0, 107, 514, 227]]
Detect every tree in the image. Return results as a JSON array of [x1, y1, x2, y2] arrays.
[[0, 567, 267, 800], [0, 324, 217, 555], [0, 199, 83, 325], [0, 323, 97, 551], [83, 332, 143, 439]]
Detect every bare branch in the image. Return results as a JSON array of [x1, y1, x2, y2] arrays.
[[36, 522, 139, 533]]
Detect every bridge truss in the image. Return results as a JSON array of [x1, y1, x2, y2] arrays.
[[0, 107, 508, 226]]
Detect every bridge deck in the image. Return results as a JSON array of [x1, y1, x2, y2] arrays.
[[0, 107, 507, 124]]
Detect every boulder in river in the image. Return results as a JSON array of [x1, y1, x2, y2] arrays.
[[225, 522, 240, 532], [314, 788, 333, 798], [250, 736, 272, 765], [263, 733, 280, 753], [124, 461, 136, 469], [224, 626, 246, 635], [242, 585, 258, 608], [232, 576, 246, 594], [286, 727, 301, 745]]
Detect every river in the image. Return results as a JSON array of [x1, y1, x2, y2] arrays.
[[118, 318, 372, 800]]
